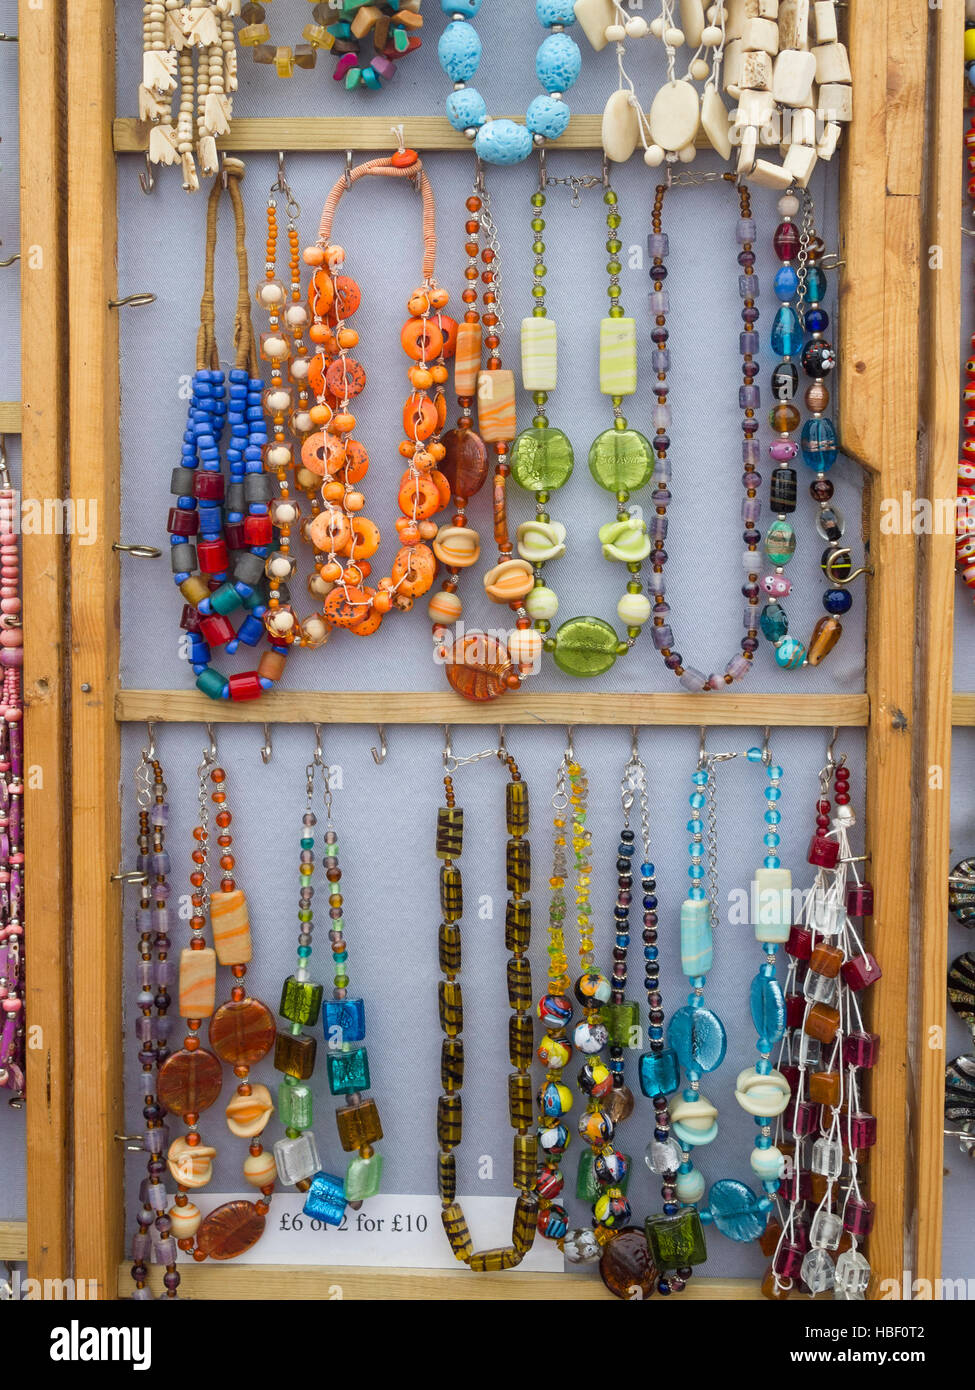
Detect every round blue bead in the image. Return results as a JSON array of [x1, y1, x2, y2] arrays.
[[526, 93, 570, 139], [438, 21, 482, 82], [823, 586, 852, 614], [535, 32, 581, 92], [474, 118, 534, 164], [536, 0, 576, 24], [805, 307, 829, 333], [445, 86, 487, 132], [439, 0, 483, 14]]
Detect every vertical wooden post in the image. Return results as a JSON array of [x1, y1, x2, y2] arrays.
[[841, 0, 929, 1292], [19, 0, 70, 1285], [914, 0, 965, 1293], [67, 0, 123, 1298]]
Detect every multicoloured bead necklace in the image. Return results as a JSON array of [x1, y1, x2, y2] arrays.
[[169, 162, 286, 703], [0, 438, 23, 1102], [646, 175, 763, 690], [239, 0, 423, 87], [159, 732, 275, 1261], [958, 89, 975, 598], [946, 947, 975, 1161], [437, 0, 581, 165], [128, 732, 180, 1299], [303, 150, 456, 638], [437, 729, 538, 1270]]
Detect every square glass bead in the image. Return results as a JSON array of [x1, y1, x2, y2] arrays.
[[811, 1136, 844, 1178], [600, 999, 641, 1049], [324, 996, 365, 1045], [302, 1170, 347, 1227], [638, 1048, 680, 1098], [803, 969, 836, 1004], [336, 1098, 383, 1152], [273, 1132, 321, 1187], [801, 1247, 836, 1294], [326, 1046, 370, 1096], [809, 1207, 843, 1250], [645, 1209, 708, 1269], [345, 1152, 383, 1202], [274, 1028, 317, 1080], [280, 975, 324, 1027], [277, 1079, 313, 1132], [834, 1249, 871, 1296]]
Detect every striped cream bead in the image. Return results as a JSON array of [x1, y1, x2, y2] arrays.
[[477, 368, 517, 443], [179, 946, 217, 1018], [598, 317, 637, 396], [454, 322, 482, 398], [210, 888, 253, 965], [520, 317, 557, 391]]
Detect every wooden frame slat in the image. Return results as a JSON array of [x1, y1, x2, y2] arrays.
[[0, 1221, 28, 1262], [0, 404, 21, 433], [19, 0, 70, 1286]]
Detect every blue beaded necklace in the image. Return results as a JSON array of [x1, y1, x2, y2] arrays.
[[437, 0, 582, 165]]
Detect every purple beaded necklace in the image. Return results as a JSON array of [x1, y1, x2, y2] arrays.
[[0, 442, 24, 1101], [645, 174, 762, 692]]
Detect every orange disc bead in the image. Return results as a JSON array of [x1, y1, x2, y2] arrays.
[[398, 471, 442, 520], [403, 393, 439, 441], [391, 148, 419, 167], [308, 270, 335, 315], [392, 542, 436, 597], [349, 589, 384, 636], [323, 585, 370, 628], [340, 439, 370, 485], [348, 517, 381, 560]]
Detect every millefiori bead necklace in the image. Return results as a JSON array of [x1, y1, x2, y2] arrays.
[[437, 728, 538, 1270], [437, 0, 582, 166], [128, 732, 181, 1299], [946, 949, 975, 1161], [645, 175, 763, 690], [0, 437, 23, 1102], [426, 170, 491, 647], [303, 149, 456, 638], [533, 735, 579, 1250], [139, 1, 238, 193], [169, 162, 285, 703], [160, 731, 275, 1260]]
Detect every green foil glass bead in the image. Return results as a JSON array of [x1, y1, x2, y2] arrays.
[[345, 1152, 383, 1202], [588, 428, 654, 494], [600, 999, 641, 1048], [277, 1078, 313, 1132], [279, 975, 324, 1027], [325, 1046, 370, 1096], [764, 520, 796, 565], [510, 425, 575, 493], [553, 616, 620, 677], [645, 1208, 708, 1269]]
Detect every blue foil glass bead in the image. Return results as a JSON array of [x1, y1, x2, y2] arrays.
[[302, 1171, 347, 1227], [749, 972, 786, 1046], [770, 304, 802, 356], [326, 1046, 370, 1096], [639, 1047, 680, 1098], [475, 118, 534, 164], [774, 636, 806, 668], [801, 416, 838, 470], [535, 33, 581, 92], [803, 265, 827, 302], [706, 1179, 767, 1242], [526, 94, 571, 139], [823, 587, 853, 614], [668, 1005, 727, 1074], [536, 0, 576, 23], [324, 997, 365, 1044], [773, 264, 798, 300], [438, 20, 482, 81], [446, 87, 487, 132]]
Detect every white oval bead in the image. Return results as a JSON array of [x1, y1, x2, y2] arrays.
[[266, 445, 291, 468], [649, 79, 700, 154], [602, 87, 641, 163], [266, 389, 290, 412], [701, 85, 732, 159], [259, 283, 284, 306]]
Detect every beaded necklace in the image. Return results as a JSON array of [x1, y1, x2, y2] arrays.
[[437, 0, 581, 165], [958, 90, 975, 597], [168, 161, 286, 703], [159, 734, 275, 1261], [303, 150, 456, 638], [437, 729, 538, 1270], [140, 1, 237, 192], [645, 175, 763, 690], [128, 734, 180, 1299], [946, 950, 975, 1162], [0, 438, 23, 1102], [239, 0, 423, 87]]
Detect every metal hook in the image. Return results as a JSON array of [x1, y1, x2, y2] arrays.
[[824, 548, 873, 585], [0, 434, 9, 491], [261, 723, 272, 765], [565, 725, 575, 762], [143, 720, 156, 762], [602, 151, 610, 188], [698, 726, 708, 767], [344, 150, 354, 189], [371, 726, 388, 765], [537, 147, 547, 193], [205, 723, 218, 763], [312, 722, 325, 766], [761, 726, 772, 766], [0, 252, 20, 268], [139, 151, 155, 195], [473, 155, 486, 196], [108, 291, 157, 309], [631, 725, 640, 760], [110, 870, 149, 884], [113, 542, 163, 559], [497, 725, 507, 761], [443, 723, 452, 769]]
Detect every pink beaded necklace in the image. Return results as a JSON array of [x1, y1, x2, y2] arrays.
[[0, 436, 24, 1101]]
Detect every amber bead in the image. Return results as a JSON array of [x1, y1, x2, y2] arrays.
[[809, 942, 844, 978], [436, 806, 463, 860], [599, 1227, 659, 1300], [273, 1028, 317, 1080], [807, 615, 842, 666], [441, 425, 489, 499], [335, 1097, 383, 1152], [442, 1203, 473, 1262], [469, 1246, 523, 1272], [438, 1093, 463, 1150], [506, 779, 529, 836], [196, 1200, 266, 1261], [439, 981, 463, 1038], [769, 401, 801, 434], [438, 1151, 457, 1202], [809, 1070, 842, 1106], [158, 1047, 223, 1117], [507, 956, 533, 1012], [439, 923, 462, 974], [761, 1263, 792, 1300], [511, 1192, 539, 1253], [804, 1000, 841, 1043], [513, 1133, 538, 1191], [508, 1072, 533, 1129], [441, 1038, 464, 1091], [506, 838, 531, 894], [505, 898, 531, 952], [440, 865, 463, 921], [209, 998, 276, 1066], [508, 1014, 534, 1070], [444, 630, 515, 701], [810, 1172, 830, 1204], [758, 1217, 783, 1257]]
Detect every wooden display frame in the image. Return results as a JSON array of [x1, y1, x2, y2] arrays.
[[39, 0, 936, 1299]]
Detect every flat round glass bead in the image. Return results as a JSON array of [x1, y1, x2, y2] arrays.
[[749, 972, 786, 1045], [668, 1005, 727, 1074], [707, 1178, 766, 1242], [511, 425, 575, 491], [588, 428, 654, 493], [552, 615, 619, 677]]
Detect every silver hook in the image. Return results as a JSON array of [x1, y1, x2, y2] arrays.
[[537, 147, 547, 193], [602, 151, 610, 188], [473, 155, 486, 195], [497, 725, 507, 761], [698, 726, 708, 768], [261, 723, 272, 765], [313, 723, 325, 766], [139, 151, 155, 195], [824, 548, 873, 585], [565, 725, 575, 762], [205, 723, 218, 763], [371, 726, 388, 765], [344, 150, 354, 189], [113, 542, 163, 559], [143, 720, 156, 762], [631, 725, 640, 761], [443, 724, 452, 769], [0, 252, 20, 268], [0, 434, 9, 491], [761, 726, 772, 766], [108, 291, 157, 309]]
